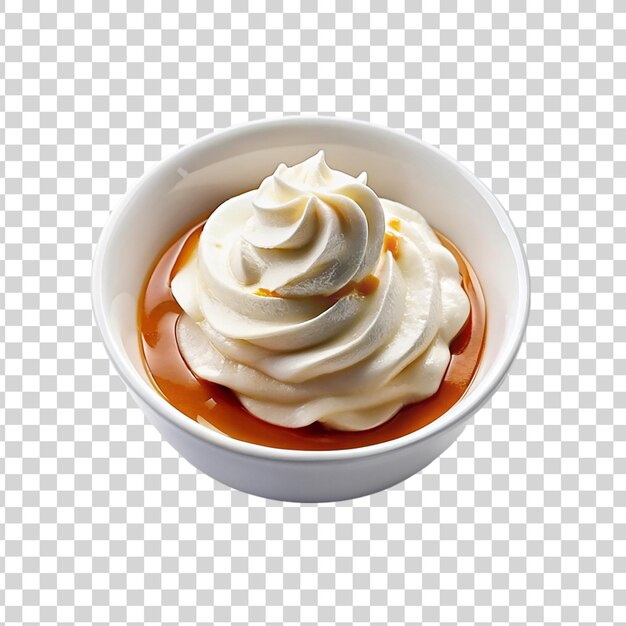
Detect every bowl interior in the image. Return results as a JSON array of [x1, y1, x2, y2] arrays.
[[96, 118, 527, 436]]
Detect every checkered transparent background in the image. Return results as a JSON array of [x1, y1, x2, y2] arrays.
[[2, 2, 625, 625]]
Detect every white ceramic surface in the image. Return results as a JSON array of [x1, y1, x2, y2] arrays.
[[92, 117, 530, 502]]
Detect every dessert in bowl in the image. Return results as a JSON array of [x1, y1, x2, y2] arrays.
[[92, 117, 529, 501], [141, 151, 485, 449]]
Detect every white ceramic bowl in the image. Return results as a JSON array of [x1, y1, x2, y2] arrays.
[[92, 117, 529, 502]]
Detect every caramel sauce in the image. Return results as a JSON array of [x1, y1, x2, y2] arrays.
[[383, 231, 401, 259], [254, 287, 282, 297], [350, 274, 380, 297], [317, 273, 381, 304], [139, 218, 486, 451], [256, 274, 380, 302], [388, 217, 401, 231]]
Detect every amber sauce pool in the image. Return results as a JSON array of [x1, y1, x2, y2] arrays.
[[139, 218, 486, 451]]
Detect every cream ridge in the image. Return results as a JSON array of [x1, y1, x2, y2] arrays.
[[171, 152, 470, 431]]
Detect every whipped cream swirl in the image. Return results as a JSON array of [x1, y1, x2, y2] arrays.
[[172, 152, 470, 431]]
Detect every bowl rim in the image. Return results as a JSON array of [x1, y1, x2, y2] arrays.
[[92, 115, 530, 462]]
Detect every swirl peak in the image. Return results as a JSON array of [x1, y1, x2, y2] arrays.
[[232, 151, 385, 297]]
